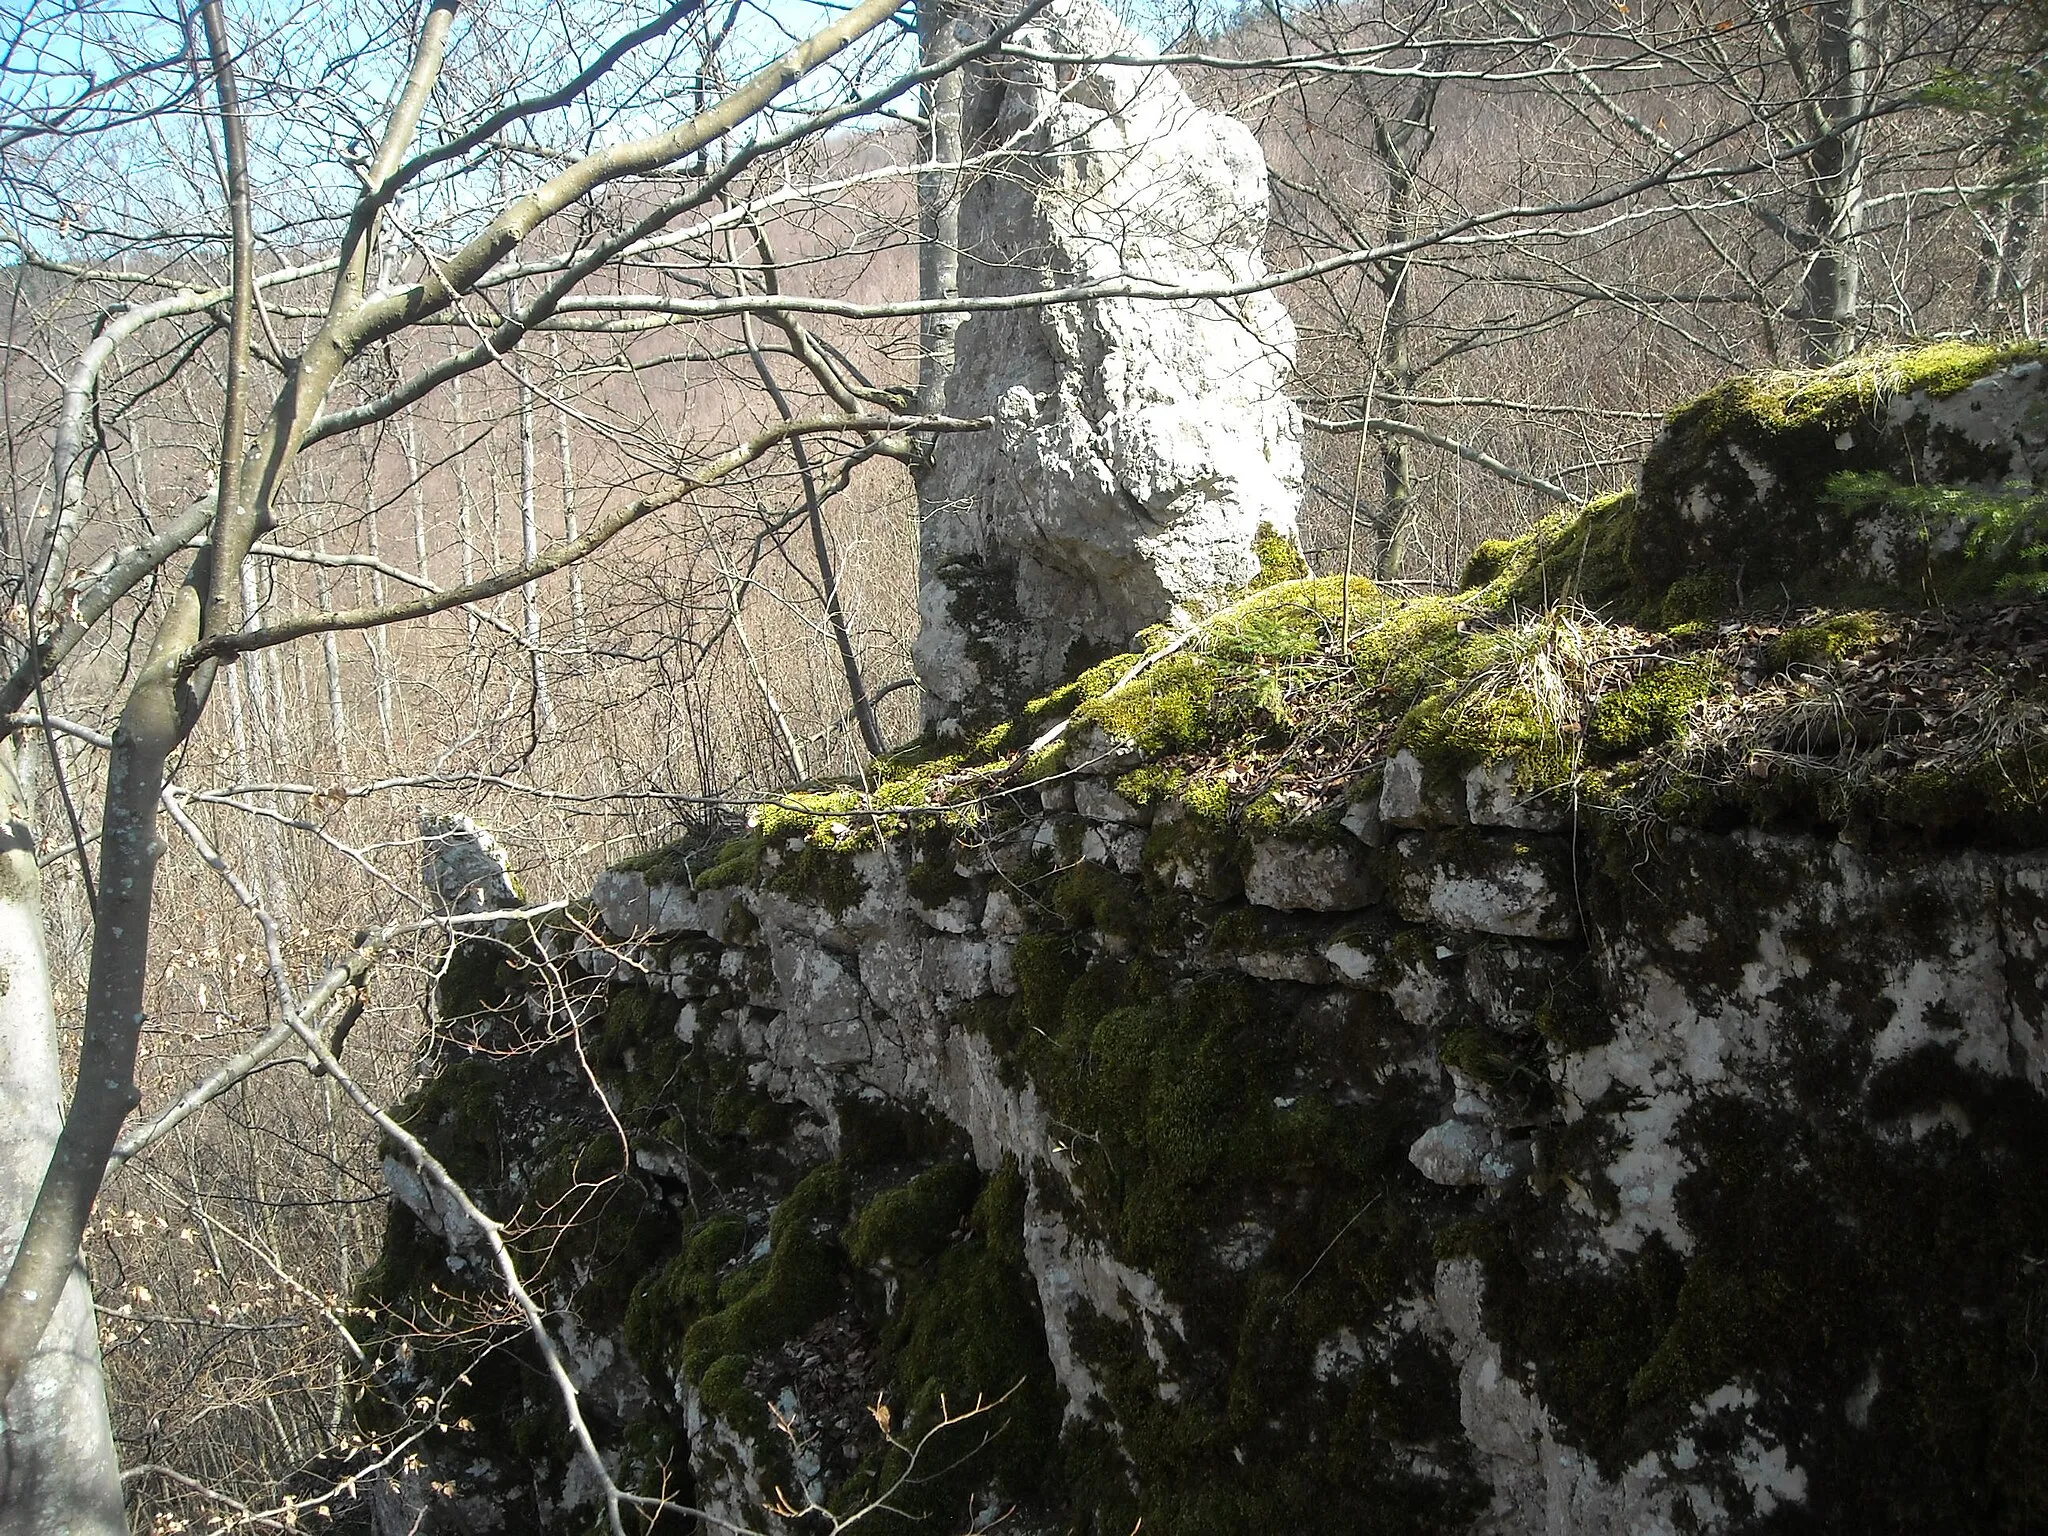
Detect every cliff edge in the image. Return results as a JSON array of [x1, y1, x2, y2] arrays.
[[365, 341, 2048, 1535]]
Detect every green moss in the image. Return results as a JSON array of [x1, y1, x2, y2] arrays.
[[393, 1056, 510, 1193], [622, 1213, 747, 1373], [1459, 537, 1520, 592], [1050, 861, 1140, 941], [845, 1160, 979, 1269], [1823, 470, 2048, 600], [1113, 763, 1186, 805], [1473, 491, 1638, 613], [1249, 521, 1311, 590], [1439, 1026, 1518, 1091], [1586, 661, 1719, 756], [1482, 1235, 1688, 1467], [905, 854, 971, 911], [1654, 572, 1729, 627], [680, 1164, 849, 1383], [765, 842, 868, 915], [833, 1163, 1064, 1530], [1664, 343, 2046, 466], [1072, 577, 1385, 756], [1766, 609, 1893, 670], [696, 1351, 773, 1441], [1398, 667, 1573, 788], [1346, 594, 1474, 701], [1632, 342, 2048, 607], [614, 822, 740, 886], [694, 832, 767, 889]]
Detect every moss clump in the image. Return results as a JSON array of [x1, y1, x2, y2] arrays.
[[694, 831, 768, 889], [834, 1163, 1064, 1530], [1823, 470, 2048, 600], [1398, 667, 1574, 788], [622, 1213, 748, 1373], [1471, 491, 1639, 613], [1654, 572, 1730, 627], [1585, 661, 1719, 756], [614, 821, 742, 886], [1633, 341, 2048, 605], [1072, 577, 1384, 756], [680, 1163, 849, 1384], [844, 1160, 979, 1270], [1439, 1026, 1518, 1091], [1050, 860, 1141, 941], [1766, 609, 1893, 671], [1481, 1234, 1688, 1468], [1656, 343, 2045, 485], [1250, 521, 1311, 590], [904, 851, 971, 911], [766, 842, 869, 915], [1346, 594, 1474, 701], [1459, 536, 1520, 592]]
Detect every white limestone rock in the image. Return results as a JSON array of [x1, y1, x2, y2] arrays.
[[419, 811, 521, 916], [1243, 838, 1382, 912], [590, 869, 650, 935], [1074, 777, 1148, 825], [1407, 1119, 1530, 1191], [1466, 760, 1570, 832], [914, 0, 1301, 735], [1341, 793, 1387, 847], [1379, 750, 1466, 829], [1393, 833, 1580, 940]]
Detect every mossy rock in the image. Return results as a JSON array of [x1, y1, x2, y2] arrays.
[[1630, 341, 2048, 609]]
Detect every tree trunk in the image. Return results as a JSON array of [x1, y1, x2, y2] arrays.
[[1797, 0, 1872, 362], [517, 361, 555, 733], [915, 0, 963, 423], [0, 742, 124, 1534], [1368, 83, 1432, 582]]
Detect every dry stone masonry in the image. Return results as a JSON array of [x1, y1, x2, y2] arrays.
[[367, 325, 2048, 1530], [914, 0, 1302, 738]]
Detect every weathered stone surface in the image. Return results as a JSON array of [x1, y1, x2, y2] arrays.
[[1407, 1118, 1494, 1187], [1242, 838, 1381, 912], [1379, 748, 1466, 828], [913, 0, 1301, 736], [419, 810, 520, 915], [383, 346, 2048, 1534], [1073, 777, 1148, 825], [1465, 938, 1588, 1035], [1393, 832, 1580, 940], [387, 777, 2048, 1536], [1340, 792, 1386, 847], [1466, 759, 1570, 832], [591, 868, 650, 934]]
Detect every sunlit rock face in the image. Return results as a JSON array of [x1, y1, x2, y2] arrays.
[[915, 0, 1302, 738], [376, 762, 2048, 1536]]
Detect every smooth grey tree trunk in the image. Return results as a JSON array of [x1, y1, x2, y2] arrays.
[[0, 743, 123, 1534], [915, 0, 962, 420], [1796, 0, 1872, 362]]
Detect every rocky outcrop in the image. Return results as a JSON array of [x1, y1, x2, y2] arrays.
[[366, 345, 2048, 1536], [419, 810, 521, 916], [1630, 341, 2047, 608], [914, 0, 1302, 738]]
